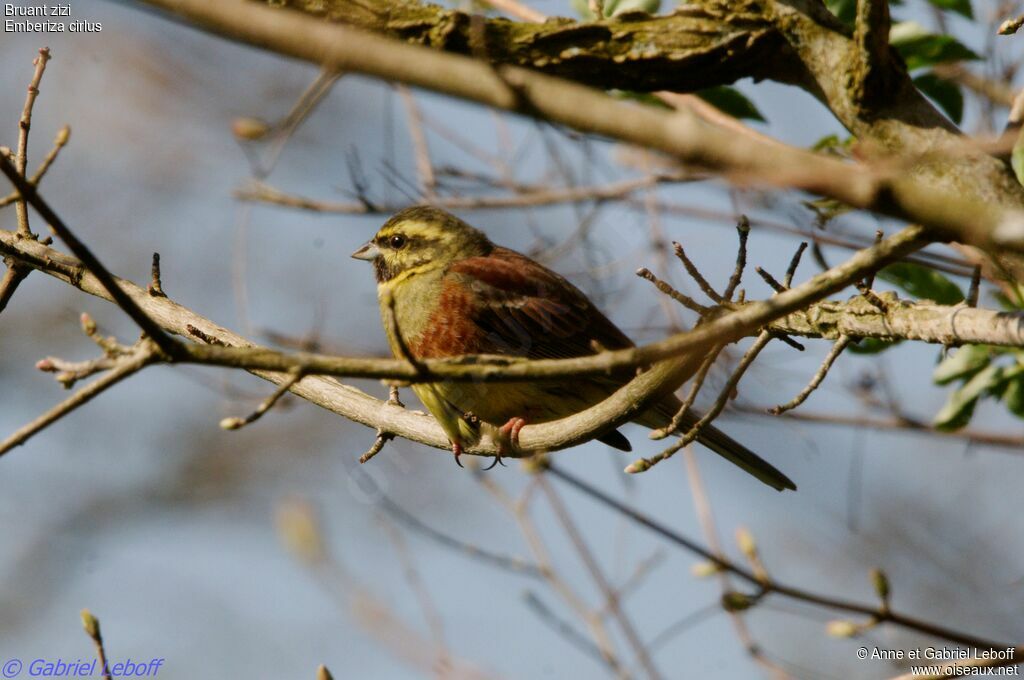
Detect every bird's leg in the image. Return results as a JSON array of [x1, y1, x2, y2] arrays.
[[450, 412, 481, 469], [486, 416, 527, 470]]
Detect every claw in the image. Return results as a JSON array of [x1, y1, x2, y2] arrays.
[[483, 453, 504, 471], [485, 416, 526, 470], [452, 441, 464, 468]]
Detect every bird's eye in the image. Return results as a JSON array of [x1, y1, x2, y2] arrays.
[[389, 234, 407, 249]]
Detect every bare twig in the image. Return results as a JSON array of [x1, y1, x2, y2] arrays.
[[379, 520, 450, 670], [0, 156, 182, 356], [673, 242, 723, 304], [522, 592, 613, 666], [478, 476, 625, 673], [377, 493, 544, 578], [755, 266, 786, 294], [626, 331, 774, 473], [148, 252, 166, 297], [0, 341, 159, 457], [80, 610, 113, 680], [769, 335, 852, 415], [398, 87, 437, 199], [722, 216, 750, 302], [15, 47, 51, 237], [735, 406, 1024, 451], [635, 267, 709, 315], [538, 477, 663, 680], [547, 464, 1013, 650], [998, 13, 1024, 35], [0, 125, 70, 209], [649, 344, 724, 440], [783, 242, 808, 288], [966, 265, 981, 307], [683, 451, 795, 678], [220, 366, 303, 430], [236, 173, 687, 213]]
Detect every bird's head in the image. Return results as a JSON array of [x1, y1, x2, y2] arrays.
[[352, 206, 493, 283]]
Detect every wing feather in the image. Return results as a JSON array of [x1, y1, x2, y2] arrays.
[[443, 247, 633, 361]]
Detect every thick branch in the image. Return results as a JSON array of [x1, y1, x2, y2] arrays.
[[136, 0, 1024, 255], [262, 0, 798, 92], [766, 295, 1024, 347]]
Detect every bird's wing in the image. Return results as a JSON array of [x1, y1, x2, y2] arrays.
[[443, 247, 634, 361]]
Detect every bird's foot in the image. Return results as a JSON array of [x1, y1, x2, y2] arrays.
[[484, 416, 527, 470], [451, 441, 465, 468]]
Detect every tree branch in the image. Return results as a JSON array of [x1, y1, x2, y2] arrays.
[[135, 0, 1024, 257], [0, 224, 924, 457]]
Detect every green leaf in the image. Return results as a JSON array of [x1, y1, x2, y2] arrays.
[[847, 337, 901, 354], [877, 262, 964, 304], [824, 0, 856, 24], [1012, 132, 1024, 187], [926, 0, 972, 19], [933, 344, 990, 385], [811, 134, 854, 158], [695, 86, 765, 122], [890, 22, 980, 70], [913, 73, 964, 124], [827, 0, 904, 25], [802, 197, 852, 225], [570, 0, 659, 19], [933, 364, 1001, 431], [605, 0, 660, 16], [1004, 373, 1024, 418], [612, 90, 673, 110]]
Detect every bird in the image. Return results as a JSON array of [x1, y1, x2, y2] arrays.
[[351, 206, 795, 491]]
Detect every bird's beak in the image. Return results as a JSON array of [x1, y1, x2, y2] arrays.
[[351, 241, 380, 261]]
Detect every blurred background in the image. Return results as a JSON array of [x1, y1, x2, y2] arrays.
[[1, 1, 1022, 678]]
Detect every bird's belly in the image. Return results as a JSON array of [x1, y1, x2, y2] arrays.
[[420, 379, 608, 426]]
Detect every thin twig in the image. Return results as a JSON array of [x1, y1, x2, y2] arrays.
[[0, 342, 158, 457], [863, 230, 884, 289], [649, 344, 724, 440], [635, 267, 709, 314], [538, 476, 663, 680], [735, 405, 1024, 451], [477, 476, 626, 674], [236, 173, 687, 213], [220, 366, 303, 430], [966, 265, 981, 307], [0, 125, 70, 209], [683, 451, 795, 679], [147, 252, 166, 297], [783, 242, 809, 288], [0, 155, 182, 356], [15, 48, 51, 237], [673, 242, 723, 304], [398, 87, 437, 199], [547, 464, 1013, 650], [769, 335, 853, 415], [379, 520, 450, 671], [523, 591, 614, 666], [755, 267, 786, 294], [377, 494, 544, 578], [629, 331, 773, 472], [722, 216, 750, 301], [80, 610, 113, 680]]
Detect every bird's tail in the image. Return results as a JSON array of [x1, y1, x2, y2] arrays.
[[689, 420, 796, 492], [637, 398, 796, 492]]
